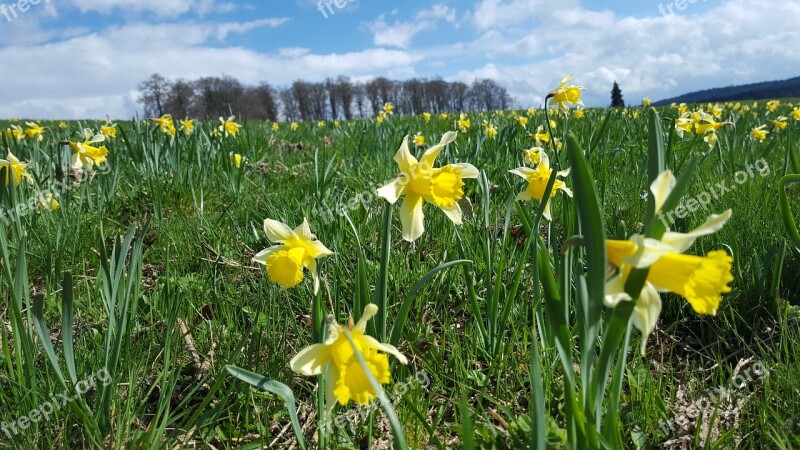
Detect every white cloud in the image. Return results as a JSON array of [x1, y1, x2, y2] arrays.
[[67, 0, 235, 17], [367, 4, 457, 49]]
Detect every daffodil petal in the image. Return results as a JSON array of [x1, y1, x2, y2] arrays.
[[650, 170, 676, 214], [362, 335, 408, 365], [290, 343, 330, 376], [393, 136, 417, 174], [631, 282, 662, 355], [400, 194, 425, 242], [439, 202, 463, 225], [659, 210, 732, 253], [355, 304, 379, 332], [306, 240, 334, 259], [294, 218, 315, 241], [377, 178, 404, 204], [252, 245, 282, 265], [263, 218, 296, 243], [419, 131, 457, 168], [450, 163, 479, 179], [624, 236, 676, 268], [604, 274, 633, 307]]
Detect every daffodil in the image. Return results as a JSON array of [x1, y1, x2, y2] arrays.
[[0, 152, 33, 185], [485, 121, 498, 139], [791, 108, 800, 121], [318, 121, 326, 128], [180, 119, 195, 136], [69, 129, 108, 170], [100, 121, 117, 139], [252, 218, 333, 294], [642, 97, 651, 107], [750, 125, 769, 141], [413, 133, 425, 147], [377, 132, 479, 242], [334, 120, 340, 128], [439, 113, 449, 120], [151, 114, 176, 136], [272, 122, 280, 131], [25, 122, 45, 141], [290, 304, 408, 410], [694, 111, 732, 135], [704, 130, 718, 149], [37, 193, 59, 212], [423, 112, 431, 123], [231, 153, 244, 168], [674, 112, 695, 138], [530, 125, 550, 146], [772, 116, 789, 131], [574, 109, 585, 119], [510, 150, 572, 220], [6, 125, 25, 141], [220, 116, 241, 137], [383, 102, 394, 114], [291, 122, 299, 131], [766, 100, 780, 112], [522, 147, 543, 165], [604, 171, 733, 353], [515, 116, 529, 127], [457, 113, 471, 132], [678, 103, 688, 114], [547, 75, 585, 112], [59, 121, 68, 130]]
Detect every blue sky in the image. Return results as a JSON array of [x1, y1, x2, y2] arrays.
[[0, 0, 797, 119]]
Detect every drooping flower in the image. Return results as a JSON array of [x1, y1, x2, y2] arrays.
[[750, 125, 769, 141], [25, 122, 45, 141], [604, 171, 733, 353], [509, 150, 572, 220], [547, 75, 585, 112], [290, 304, 408, 409], [252, 218, 333, 294], [0, 152, 34, 185], [376, 132, 479, 242], [219, 116, 241, 137], [180, 119, 195, 136], [457, 113, 471, 132], [530, 125, 550, 146], [151, 114, 176, 136], [6, 125, 25, 141], [37, 193, 59, 212], [69, 129, 109, 170], [100, 121, 117, 139], [694, 111, 732, 135]]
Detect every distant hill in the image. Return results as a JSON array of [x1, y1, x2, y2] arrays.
[[655, 75, 800, 105]]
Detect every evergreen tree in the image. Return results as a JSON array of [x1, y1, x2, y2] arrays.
[[611, 81, 625, 108]]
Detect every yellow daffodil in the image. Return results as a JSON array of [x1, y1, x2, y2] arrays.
[[59, 121, 68, 130], [750, 125, 769, 141], [377, 132, 479, 242], [457, 113, 471, 132], [272, 122, 280, 131], [531, 125, 550, 145], [574, 109, 586, 119], [100, 121, 117, 139], [485, 121, 498, 139], [527, 108, 537, 117], [791, 108, 800, 121], [220, 116, 241, 137], [231, 153, 244, 168], [413, 133, 425, 147], [0, 152, 34, 185], [766, 100, 780, 112], [642, 97, 651, 107], [772, 116, 789, 131], [6, 125, 25, 141], [694, 111, 733, 135], [604, 171, 733, 353], [291, 122, 299, 131], [548, 75, 585, 112], [318, 121, 326, 128], [151, 114, 176, 136], [252, 218, 333, 294], [37, 193, 59, 212], [510, 150, 572, 220], [439, 113, 449, 120], [423, 112, 431, 123], [334, 120, 340, 128], [290, 304, 407, 410], [180, 119, 195, 136], [522, 147, 543, 165], [69, 129, 108, 170], [25, 122, 45, 141], [678, 103, 688, 114], [515, 116, 529, 127], [383, 102, 394, 114], [376, 115, 384, 125], [674, 112, 695, 138], [704, 130, 718, 149]]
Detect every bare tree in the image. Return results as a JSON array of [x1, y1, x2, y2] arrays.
[[164, 79, 195, 118], [137, 73, 172, 117]]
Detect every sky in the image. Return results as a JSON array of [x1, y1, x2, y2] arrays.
[[0, 0, 799, 119]]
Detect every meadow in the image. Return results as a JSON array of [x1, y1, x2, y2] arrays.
[[0, 84, 799, 449]]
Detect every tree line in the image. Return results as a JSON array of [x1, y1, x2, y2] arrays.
[[137, 74, 515, 121]]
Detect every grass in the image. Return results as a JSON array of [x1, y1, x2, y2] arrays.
[[0, 103, 799, 449]]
